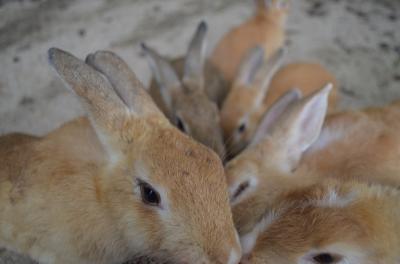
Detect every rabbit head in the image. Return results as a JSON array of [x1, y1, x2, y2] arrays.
[[221, 46, 285, 158], [256, 0, 290, 24], [225, 84, 331, 234], [46, 48, 240, 263], [143, 22, 226, 160]]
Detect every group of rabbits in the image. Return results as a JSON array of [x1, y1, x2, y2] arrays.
[[1, 0, 400, 263]]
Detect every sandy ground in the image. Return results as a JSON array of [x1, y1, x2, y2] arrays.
[[0, 0, 399, 263]]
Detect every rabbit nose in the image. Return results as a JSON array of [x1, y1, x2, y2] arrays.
[[238, 253, 252, 264]]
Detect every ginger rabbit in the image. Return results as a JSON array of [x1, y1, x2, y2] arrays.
[[221, 47, 338, 158], [0, 48, 241, 264]]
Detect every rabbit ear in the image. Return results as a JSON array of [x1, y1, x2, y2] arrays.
[[252, 48, 285, 94], [263, 0, 289, 9], [276, 0, 290, 9], [142, 43, 182, 110], [85, 50, 163, 118], [250, 88, 302, 147], [48, 48, 165, 161], [269, 84, 332, 172], [183, 21, 208, 91], [235, 46, 264, 87]]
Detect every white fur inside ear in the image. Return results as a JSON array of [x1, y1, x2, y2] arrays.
[[276, 85, 331, 173], [298, 243, 369, 264]]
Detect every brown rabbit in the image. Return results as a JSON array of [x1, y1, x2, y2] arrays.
[[210, 0, 289, 84], [0, 48, 241, 264], [142, 22, 226, 159], [221, 47, 338, 158], [225, 86, 400, 263]]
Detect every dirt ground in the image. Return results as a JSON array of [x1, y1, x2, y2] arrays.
[[0, 0, 399, 263]]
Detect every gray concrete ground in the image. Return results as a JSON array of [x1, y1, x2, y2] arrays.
[[0, 0, 399, 263]]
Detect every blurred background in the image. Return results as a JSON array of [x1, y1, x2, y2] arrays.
[[0, 0, 399, 262]]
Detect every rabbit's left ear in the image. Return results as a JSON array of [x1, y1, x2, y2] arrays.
[[183, 21, 208, 91]]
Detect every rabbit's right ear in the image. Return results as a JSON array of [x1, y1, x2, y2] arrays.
[[85, 50, 162, 117], [235, 46, 264, 86], [250, 88, 302, 147], [48, 48, 166, 160], [183, 21, 208, 91], [268, 84, 332, 172], [252, 48, 285, 94], [142, 43, 182, 110]]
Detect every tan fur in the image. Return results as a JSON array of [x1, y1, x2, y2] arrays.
[[221, 62, 338, 158], [210, 0, 288, 83], [225, 90, 400, 263], [241, 179, 400, 264], [0, 49, 241, 264], [299, 101, 400, 186]]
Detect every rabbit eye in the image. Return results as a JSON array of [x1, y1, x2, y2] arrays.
[[232, 181, 250, 201], [176, 117, 186, 133], [313, 253, 340, 264], [139, 181, 161, 206], [237, 123, 246, 133]]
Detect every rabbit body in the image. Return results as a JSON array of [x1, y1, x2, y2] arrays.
[[211, 0, 289, 83]]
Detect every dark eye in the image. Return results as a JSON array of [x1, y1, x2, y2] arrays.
[[232, 181, 250, 201], [238, 123, 246, 133], [139, 181, 161, 206], [313, 253, 338, 264], [176, 117, 186, 132]]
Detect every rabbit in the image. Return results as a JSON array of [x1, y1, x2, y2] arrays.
[[210, 0, 290, 84], [0, 48, 241, 264], [224, 85, 400, 263], [237, 177, 400, 264], [142, 21, 226, 160], [220, 46, 338, 158]]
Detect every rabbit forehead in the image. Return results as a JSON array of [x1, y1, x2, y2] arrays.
[[134, 125, 227, 203], [221, 87, 261, 130], [173, 92, 216, 118]]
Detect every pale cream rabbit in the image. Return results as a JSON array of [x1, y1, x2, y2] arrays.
[[142, 22, 226, 159], [220, 46, 338, 158], [0, 48, 241, 264], [210, 0, 290, 84], [225, 85, 400, 263]]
